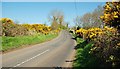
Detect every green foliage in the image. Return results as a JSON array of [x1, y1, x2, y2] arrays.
[[1, 18, 59, 52], [74, 29, 120, 67], [73, 1, 120, 68], [2, 33, 58, 51], [73, 38, 101, 68], [60, 25, 68, 30]]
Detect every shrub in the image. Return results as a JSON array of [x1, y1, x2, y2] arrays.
[[90, 31, 120, 67], [100, 1, 120, 31], [75, 27, 117, 41], [0, 18, 54, 36]]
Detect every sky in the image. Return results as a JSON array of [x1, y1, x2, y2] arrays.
[[2, 2, 105, 26], [1, 0, 114, 2]]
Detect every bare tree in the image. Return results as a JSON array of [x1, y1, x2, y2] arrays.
[[91, 5, 104, 28], [48, 10, 64, 30], [74, 16, 82, 27], [81, 13, 92, 29], [74, 5, 104, 29]]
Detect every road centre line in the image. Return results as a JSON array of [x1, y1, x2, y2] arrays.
[[13, 49, 50, 67]]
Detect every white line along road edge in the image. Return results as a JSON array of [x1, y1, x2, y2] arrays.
[[13, 49, 50, 67]]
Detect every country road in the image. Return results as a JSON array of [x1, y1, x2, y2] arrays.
[[2, 30, 76, 67]]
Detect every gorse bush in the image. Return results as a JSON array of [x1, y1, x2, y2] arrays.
[[74, 1, 120, 67], [75, 27, 120, 67], [100, 1, 120, 31], [90, 32, 120, 67], [92, 1, 120, 67], [1, 18, 29, 36], [1, 18, 59, 51], [22, 24, 52, 35], [75, 26, 117, 41], [1, 18, 14, 24], [0, 18, 60, 37]]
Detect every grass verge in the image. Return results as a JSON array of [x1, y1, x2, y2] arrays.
[[2, 33, 58, 52], [73, 37, 101, 68]]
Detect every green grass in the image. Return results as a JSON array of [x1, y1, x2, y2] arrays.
[[73, 37, 101, 68], [2, 33, 58, 51]]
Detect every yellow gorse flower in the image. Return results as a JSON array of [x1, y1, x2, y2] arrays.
[[76, 26, 117, 40]]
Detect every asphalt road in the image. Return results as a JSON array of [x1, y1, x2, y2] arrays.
[[2, 30, 76, 67]]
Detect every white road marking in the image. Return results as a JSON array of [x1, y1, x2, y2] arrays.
[[13, 49, 49, 67]]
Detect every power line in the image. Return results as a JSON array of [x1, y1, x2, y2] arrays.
[[74, 0, 78, 17]]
